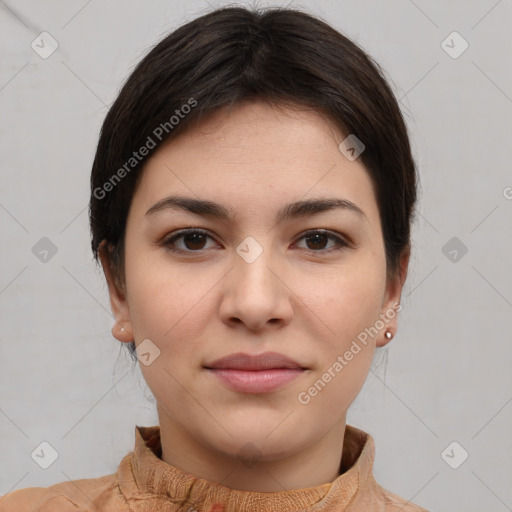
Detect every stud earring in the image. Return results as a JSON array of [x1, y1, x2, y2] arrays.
[[384, 330, 393, 340]]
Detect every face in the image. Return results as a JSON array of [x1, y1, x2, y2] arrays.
[[102, 101, 407, 464]]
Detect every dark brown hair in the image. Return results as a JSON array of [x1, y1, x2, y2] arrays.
[[89, 6, 418, 358]]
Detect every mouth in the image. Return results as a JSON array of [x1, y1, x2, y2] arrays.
[[204, 351, 306, 371], [204, 352, 307, 393]]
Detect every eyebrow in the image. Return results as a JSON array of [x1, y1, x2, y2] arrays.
[[145, 195, 368, 223]]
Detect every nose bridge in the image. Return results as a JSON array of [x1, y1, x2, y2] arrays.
[[233, 236, 277, 295], [220, 235, 292, 329]]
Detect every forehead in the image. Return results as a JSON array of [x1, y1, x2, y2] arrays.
[[128, 101, 381, 230]]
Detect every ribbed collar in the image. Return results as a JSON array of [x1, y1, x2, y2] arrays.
[[118, 423, 376, 512]]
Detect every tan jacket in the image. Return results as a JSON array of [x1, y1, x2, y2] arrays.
[[0, 424, 429, 511]]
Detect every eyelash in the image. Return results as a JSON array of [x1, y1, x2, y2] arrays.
[[161, 228, 349, 255]]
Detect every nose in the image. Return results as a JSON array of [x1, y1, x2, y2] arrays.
[[218, 246, 294, 332]]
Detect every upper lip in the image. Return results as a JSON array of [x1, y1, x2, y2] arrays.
[[204, 352, 306, 370]]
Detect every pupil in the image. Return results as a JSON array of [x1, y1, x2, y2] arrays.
[[185, 233, 206, 250], [307, 233, 326, 250]]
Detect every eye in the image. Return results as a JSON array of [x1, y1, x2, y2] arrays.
[[162, 229, 218, 253], [294, 230, 349, 253]]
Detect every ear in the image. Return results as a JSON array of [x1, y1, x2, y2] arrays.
[[376, 245, 410, 348], [98, 240, 134, 344]]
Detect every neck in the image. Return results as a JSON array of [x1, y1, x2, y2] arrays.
[[157, 404, 347, 492]]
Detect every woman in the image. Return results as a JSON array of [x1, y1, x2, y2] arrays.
[[0, 6, 429, 511]]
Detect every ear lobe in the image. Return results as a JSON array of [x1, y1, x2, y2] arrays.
[[112, 322, 134, 343], [98, 241, 134, 343], [377, 328, 395, 348]]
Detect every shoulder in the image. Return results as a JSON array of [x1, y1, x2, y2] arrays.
[[374, 483, 430, 512], [0, 472, 126, 512], [0, 487, 79, 511]]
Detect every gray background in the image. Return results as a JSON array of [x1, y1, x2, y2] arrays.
[[1, 1, 511, 510]]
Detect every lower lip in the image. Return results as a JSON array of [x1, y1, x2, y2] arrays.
[[206, 368, 304, 393]]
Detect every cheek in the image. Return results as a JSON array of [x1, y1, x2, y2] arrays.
[[124, 249, 213, 352], [296, 270, 383, 411], [301, 256, 386, 340]]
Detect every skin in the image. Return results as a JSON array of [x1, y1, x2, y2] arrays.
[[100, 100, 409, 492]]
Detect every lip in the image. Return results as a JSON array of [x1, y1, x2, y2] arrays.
[[204, 352, 307, 393], [205, 351, 305, 371]]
